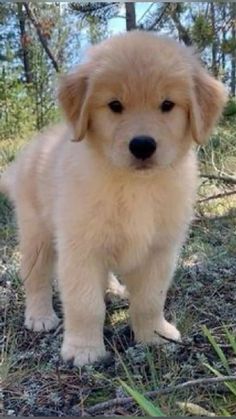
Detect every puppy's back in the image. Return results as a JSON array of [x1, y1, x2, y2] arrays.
[[0, 124, 69, 210]]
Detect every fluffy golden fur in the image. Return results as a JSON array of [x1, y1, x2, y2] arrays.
[[0, 31, 227, 366]]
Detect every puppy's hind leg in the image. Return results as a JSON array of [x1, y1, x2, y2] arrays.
[[19, 216, 59, 332], [106, 273, 129, 300]]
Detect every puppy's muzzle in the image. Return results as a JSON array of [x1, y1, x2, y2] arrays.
[[129, 136, 157, 160]]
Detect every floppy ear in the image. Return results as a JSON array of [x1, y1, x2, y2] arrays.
[[189, 65, 227, 144], [58, 63, 92, 141]]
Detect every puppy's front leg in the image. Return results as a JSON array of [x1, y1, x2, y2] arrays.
[[58, 247, 107, 367], [126, 247, 181, 344]]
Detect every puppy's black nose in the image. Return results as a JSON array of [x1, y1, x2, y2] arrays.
[[129, 136, 157, 160]]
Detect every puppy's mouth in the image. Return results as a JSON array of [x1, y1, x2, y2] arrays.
[[132, 159, 155, 171], [131, 157, 155, 171]]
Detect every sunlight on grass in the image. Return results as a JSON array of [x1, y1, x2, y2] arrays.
[[108, 309, 129, 326], [0, 137, 28, 171]]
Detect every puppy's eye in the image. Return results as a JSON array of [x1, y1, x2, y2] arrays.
[[108, 100, 124, 113], [161, 100, 175, 112]]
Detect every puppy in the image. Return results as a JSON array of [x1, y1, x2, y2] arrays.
[[0, 31, 226, 366]]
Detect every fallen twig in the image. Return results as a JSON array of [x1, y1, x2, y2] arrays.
[[201, 174, 236, 185], [154, 330, 189, 347], [198, 190, 236, 203], [85, 375, 236, 415], [194, 213, 236, 223]]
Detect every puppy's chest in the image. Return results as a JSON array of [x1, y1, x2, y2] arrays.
[[84, 175, 191, 272], [97, 189, 165, 271]]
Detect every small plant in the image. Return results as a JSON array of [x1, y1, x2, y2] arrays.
[[224, 99, 236, 117], [203, 325, 236, 414]]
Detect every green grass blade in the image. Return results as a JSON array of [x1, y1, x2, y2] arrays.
[[120, 380, 165, 417], [204, 363, 236, 397], [110, 344, 136, 388], [220, 407, 231, 417], [203, 326, 231, 374], [224, 326, 236, 355], [146, 348, 159, 390]]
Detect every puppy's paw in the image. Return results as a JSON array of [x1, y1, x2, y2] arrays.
[[61, 341, 107, 367], [25, 311, 60, 332], [154, 320, 181, 344], [135, 319, 181, 345], [106, 273, 129, 300]]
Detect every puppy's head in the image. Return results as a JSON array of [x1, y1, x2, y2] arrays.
[[59, 32, 227, 171]]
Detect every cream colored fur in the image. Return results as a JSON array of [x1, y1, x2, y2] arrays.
[[0, 31, 227, 366]]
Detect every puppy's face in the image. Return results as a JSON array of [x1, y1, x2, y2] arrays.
[[59, 32, 227, 172], [88, 70, 190, 170]]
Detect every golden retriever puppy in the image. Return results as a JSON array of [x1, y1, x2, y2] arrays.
[[0, 31, 226, 367]]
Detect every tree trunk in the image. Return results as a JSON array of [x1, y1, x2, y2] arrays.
[[125, 3, 136, 31], [231, 2, 236, 96], [23, 2, 60, 73], [17, 3, 33, 84], [210, 2, 218, 77], [222, 4, 226, 71], [170, 4, 192, 46]]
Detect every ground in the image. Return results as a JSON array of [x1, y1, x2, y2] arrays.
[[0, 118, 236, 416]]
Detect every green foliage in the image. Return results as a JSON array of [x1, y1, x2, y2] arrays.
[[0, 2, 235, 144], [191, 14, 214, 49], [199, 117, 236, 178], [0, 63, 60, 141], [221, 38, 236, 55], [0, 3, 68, 140], [86, 15, 106, 44], [0, 69, 35, 140], [120, 380, 165, 417], [224, 98, 236, 117]]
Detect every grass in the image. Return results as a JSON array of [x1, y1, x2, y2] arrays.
[[203, 326, 236, 416], [120, 381, 165, 416], [0, 117, 236, 416]]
